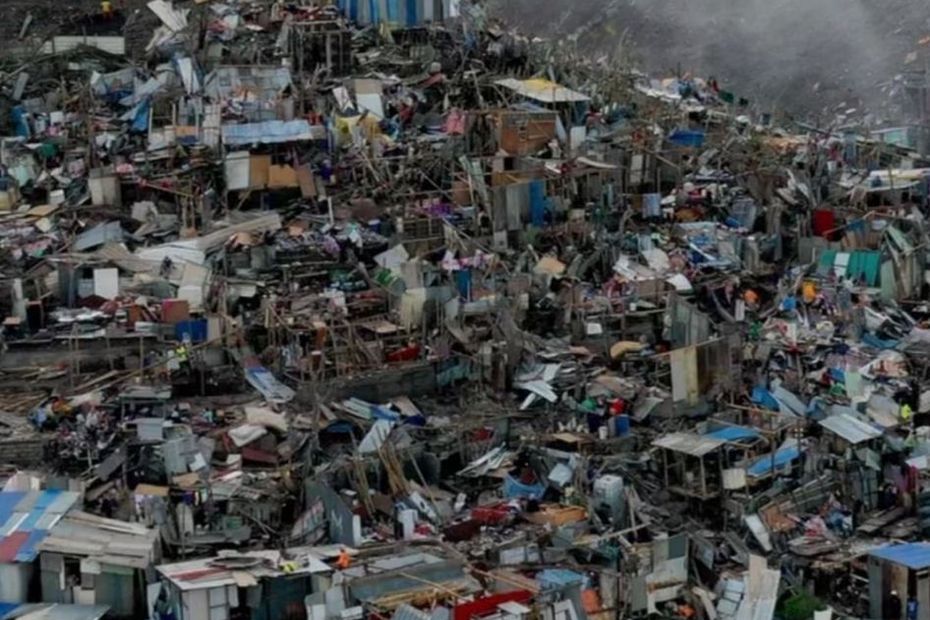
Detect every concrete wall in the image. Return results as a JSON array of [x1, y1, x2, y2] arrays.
[[0, 562, 33, 603]]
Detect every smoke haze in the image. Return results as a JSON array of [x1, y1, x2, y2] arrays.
[[495, 0, 930, 120]]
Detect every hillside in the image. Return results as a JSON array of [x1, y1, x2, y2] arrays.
[[493, 0, 930, 123]]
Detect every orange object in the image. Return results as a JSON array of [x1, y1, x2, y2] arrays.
[[802, 281, 816, 303], [336, 548, 351, 570], [743, 289, 759, 306], [581, 589, 601, 614]]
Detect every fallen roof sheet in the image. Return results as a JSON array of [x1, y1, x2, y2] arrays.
[[348, 558, 479, 602], [205, 66, 293, 101], [157, 548, 330, 591], [148, 0, 189, 31], [222, 120, 317, 146], [705, 426, 761, 442], [734, 556, 780, 620], [38, 511, 159, 569], [1, 603, 110, 620], [746, 445, 802, 479], [818, 413, 883, 444], [495, 78, 590, 103], [653, 432, 726, 457]]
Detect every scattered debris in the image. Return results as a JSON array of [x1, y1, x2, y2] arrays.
[[0, 2, 928, 620]]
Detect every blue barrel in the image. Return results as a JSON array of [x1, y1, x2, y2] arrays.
[[614, 414, 631, 436]]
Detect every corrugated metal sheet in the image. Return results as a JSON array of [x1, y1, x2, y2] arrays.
[[0, 492, 25, 525], [870, 543, 930, 569], [42, 36, 126, 55], [222, 120, 316, 146], [0, 513, 28, 537], [15, 529, 51, 562], [39, 511, 160, 569], [818, 413, 883, 444], [0, 490, 79, 563], [653, 432, 726, 457], [45, 492, 81, 516], [1, 603, 111, 620], [495, 78, 591, 103], [73, 221, 125, 252], [349, 559, 475, 602], [204, 66, 292, 102], [394, 604, 433, 620], [338, 0, 459, 25], [0, 531, 29, 563], [670, 346, 699, 405]]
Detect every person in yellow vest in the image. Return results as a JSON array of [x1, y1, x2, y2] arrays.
[[175, 342, 190, 374], [902, 402, 913, 424], [802, 281, 817, 304]]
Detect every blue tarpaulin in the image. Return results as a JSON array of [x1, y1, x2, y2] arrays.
[[747, 446, 801, 479], [668, 129, 705, 148], [861, 332, 899, 350], [244, 365, 296, 403], [11, 106, 29, 138], [372, 405, 400, 422], [0, 604, 20, 618], [406, 0, 417, 26], [455, 269, 472, 300], [503, 475, 545, 500], [324, 420, 356, 434], [530, 180, 546, 227], [175, 319, 208, 344], [705, 426, 761, 442], [752, 386, 780, 411], [338, 0, 457, 25], [131, 100, 151, 133]]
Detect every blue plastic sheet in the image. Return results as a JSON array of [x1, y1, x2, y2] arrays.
[[747, 446, 801, 478], [530, 180, 546, 227], [537, 569, 585, 590], [861, 332, 898, 350], [503, 475, 545, 500], [455, 269, 472, 299], [752, 386, 780, 411], [175, 319, 208, 343], [668, 129, 705, 148], [705, 426, 761, 442], [11, 106, 29, 138]]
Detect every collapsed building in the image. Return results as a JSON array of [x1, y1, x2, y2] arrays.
[[0, 1, 930, 620]]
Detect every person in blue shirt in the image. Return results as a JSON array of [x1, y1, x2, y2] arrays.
[[907, 594, 918, 620]]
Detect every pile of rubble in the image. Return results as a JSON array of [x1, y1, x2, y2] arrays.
[[1, 2, 930, 620]]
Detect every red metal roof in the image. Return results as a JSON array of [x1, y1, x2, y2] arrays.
[[0, 531, 30, 563]]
